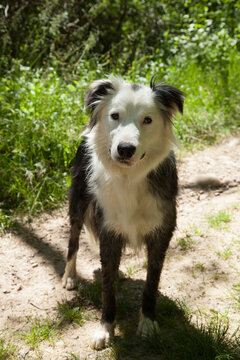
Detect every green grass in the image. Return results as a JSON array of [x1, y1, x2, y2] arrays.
[[126, 265, 139, 276], [78, 279, 102, 307], [0, 338, 15, 359], [58, 302, 84, 325], [207, 210, 231, 229], [176, 233, 195, 251], [19, 317, 59, 347], [110, 297, 240, 360], [216, 247, 232, 260]]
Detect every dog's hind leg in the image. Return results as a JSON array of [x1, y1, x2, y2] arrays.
[[138, 228, 173, 337], [92, 231, 124, 349]]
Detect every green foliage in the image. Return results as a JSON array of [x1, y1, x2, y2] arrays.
[[207, 210, 231, 229], [0, 338, 15, 359], [177, 233, 195, 251], [20, 317, 58, 347], [1, 0, 239, 71], [0, 62, 89, 221], [58, 302, 84, 324], [78, 279, 102, 307], [144, 304, 240, 360]]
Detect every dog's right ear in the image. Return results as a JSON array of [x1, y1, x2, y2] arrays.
[[84, 79, 114, 130]]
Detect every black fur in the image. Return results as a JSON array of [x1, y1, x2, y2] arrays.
[[150, 77, 184, 118], [84, 80, 114, 130], [63, 78, 183, 344], [67, 137, 92, 261]]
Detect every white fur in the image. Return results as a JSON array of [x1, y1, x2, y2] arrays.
[[91, 322, 114, 350], [84, 79, 175, 248], [62, 253, 77, 289]]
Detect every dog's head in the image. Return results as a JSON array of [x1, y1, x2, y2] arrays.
[[84, 77, 184, 172]]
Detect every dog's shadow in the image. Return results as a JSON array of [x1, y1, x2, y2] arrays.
[[65, 272, 238, 360]]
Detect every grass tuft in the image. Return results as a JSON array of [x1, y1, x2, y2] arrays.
[[0, 338, 16, 359], [207, 210, 231, 229], [20, 317, 59, 347], [58, 302, 84, 325]]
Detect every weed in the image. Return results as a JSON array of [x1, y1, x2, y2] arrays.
[[216, 247, 232, 260], [58, 302, 84, 325], [143, 300, 240, 360], [195, 263, 206, 272], [191, 226, 205, 237], [126, 265, 139, 276], [20, 317, 59, 347], [78, 279, 102, 307], [207, 210, 231, 229], [177, 234, 195, 251], [0, 338, 15, 359], [143, 260, 148, 269]]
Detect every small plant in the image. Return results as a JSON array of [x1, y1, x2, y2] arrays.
[[191, 226, 205, 237], [20, 317, 59, 347], [0, 338, 15, 359], [216, 247, 232, 260], [195, 263, 206, 272], [126, 265, 139, 276], [207, 210, 231, 229], [58, 302, 84, 325], [177, 234, 195, 251], [78, 279, 102, 307]]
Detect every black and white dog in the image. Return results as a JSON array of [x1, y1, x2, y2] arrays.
[[62, 77, 184, 349]]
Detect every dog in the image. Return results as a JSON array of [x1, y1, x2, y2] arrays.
[[62, 77, 184, 349]]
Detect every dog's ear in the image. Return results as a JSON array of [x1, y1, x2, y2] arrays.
[[150, 78, 184, 120], [84, 79, 114, 131], [85, 79, 114, 111]]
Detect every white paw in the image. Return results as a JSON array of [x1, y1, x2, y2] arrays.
[[62, 275, 77, 290], [137, 313, 159, 337], [91, 323, 114, 350]]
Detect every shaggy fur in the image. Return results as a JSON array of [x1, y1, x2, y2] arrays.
[[62, 77, 184, 349]]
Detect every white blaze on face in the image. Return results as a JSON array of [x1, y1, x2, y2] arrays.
[[103, 83, 166, 165]]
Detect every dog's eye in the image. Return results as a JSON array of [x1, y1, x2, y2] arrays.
[[143, 116, 152, 124], [111, 113, 120, 121]]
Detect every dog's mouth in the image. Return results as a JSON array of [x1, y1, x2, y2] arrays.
[[116, 153, 146, 167]]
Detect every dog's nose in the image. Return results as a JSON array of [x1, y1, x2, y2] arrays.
[[117, 143, 136, 159]]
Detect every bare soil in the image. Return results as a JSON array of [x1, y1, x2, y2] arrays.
[[0, 136, 240, 359]]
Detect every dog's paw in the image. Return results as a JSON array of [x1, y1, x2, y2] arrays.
[[91, 323, 114, 350], [137, 314, 159, 338], [62, 275, 77, 290]]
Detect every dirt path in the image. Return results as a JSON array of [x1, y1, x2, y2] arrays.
[[0, 136, 239, 359]]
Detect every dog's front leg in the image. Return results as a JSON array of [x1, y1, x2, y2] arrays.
[[138, 229, 172, 337], [92, 232, 124, 350]]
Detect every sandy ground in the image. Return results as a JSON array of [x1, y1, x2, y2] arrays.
[[0, 136, 239, 359]]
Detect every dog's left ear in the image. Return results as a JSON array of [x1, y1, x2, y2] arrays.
[[150, 78, 184, 120]]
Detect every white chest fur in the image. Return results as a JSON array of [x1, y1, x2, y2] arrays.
[[90, 161, 164, 249]]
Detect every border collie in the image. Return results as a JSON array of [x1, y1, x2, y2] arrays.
[[62, 77, 184, 349]]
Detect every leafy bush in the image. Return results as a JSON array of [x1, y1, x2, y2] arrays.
[[0, 0, 239, 71], [0, 62, 89, 220]]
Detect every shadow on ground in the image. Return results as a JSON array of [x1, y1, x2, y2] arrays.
[[12, 221, 66, 277], [62, 276, 240, 360]]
